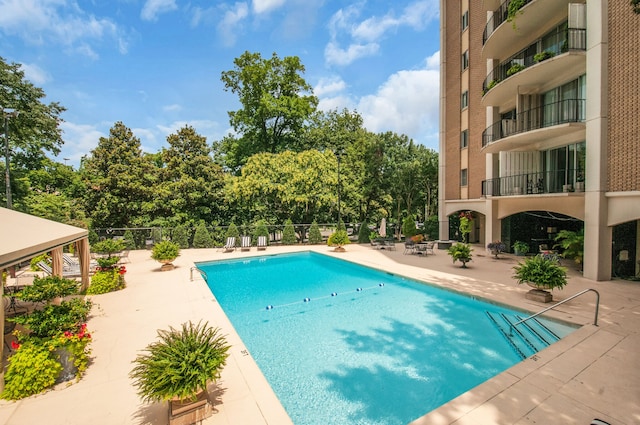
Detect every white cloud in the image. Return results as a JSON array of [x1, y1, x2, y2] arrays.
[[141, 0, 178, 21], [58, 121, 106, 166], [324, 41, 379, 67], [317, 95, 354, 113], [314, 76, 347, 97], [19, 62, 51, 85], [0, 0, 129, 57], [252, 0, 286, 14], [325, 0, 438, 66], [357, 52, 440, 148], [217, 2, 249, 46], [163, 104, 182, 112]]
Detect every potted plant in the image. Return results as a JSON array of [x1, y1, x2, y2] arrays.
[[130, 321, 230, 424], [534, 50, 555, 62], [512, 255, 568, 302], [151, 240, 180, 271], [328, 230, 350, 252], [447, 243, 473, 268], [512, 240, 529, 256], [487, 241, 506, 258], [507, 63, 525, 76]]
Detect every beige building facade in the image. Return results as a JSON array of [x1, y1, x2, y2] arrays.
[[438, 0, 639, 281]]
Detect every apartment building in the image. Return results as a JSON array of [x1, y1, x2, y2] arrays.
[[438, 0, 639, 281]]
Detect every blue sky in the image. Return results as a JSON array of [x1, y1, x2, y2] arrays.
[[0, 0, 440, 167]]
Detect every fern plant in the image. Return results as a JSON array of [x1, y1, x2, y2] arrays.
[[513, 255, 568, 290], [447, 243, 473, 268], [130, 321, 230, 403]]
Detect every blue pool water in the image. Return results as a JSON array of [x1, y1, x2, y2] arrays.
[[197, 252, 575, 425]]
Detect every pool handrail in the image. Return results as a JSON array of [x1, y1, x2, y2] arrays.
[[509, 288, 600, 336]]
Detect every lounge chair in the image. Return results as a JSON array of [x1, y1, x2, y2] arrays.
[[37, 261, 83, 278], [424, 241, 435, 255], [257, 235, 267, 251], [222, 237, 236, 252], [240, 236, 251, 251]]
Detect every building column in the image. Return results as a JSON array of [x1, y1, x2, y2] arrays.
[[583, 0, 610, 280], [438, 0, 450, 242]]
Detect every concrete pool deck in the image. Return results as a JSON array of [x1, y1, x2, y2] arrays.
[[1, 243, 638, 424]]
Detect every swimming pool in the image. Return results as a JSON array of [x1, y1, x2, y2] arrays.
[[197, 252, 576, 425]]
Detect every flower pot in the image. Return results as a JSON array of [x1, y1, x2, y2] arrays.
[[574, 181, 585, 192], [525, 288, 553, 303], [55, 347, 78, 384], [333, 246, 346, 253], [160, 260, 175, 271], [169, 391, 212, 425]]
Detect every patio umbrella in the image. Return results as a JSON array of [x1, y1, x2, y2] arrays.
[[379, 218, 386, 237]]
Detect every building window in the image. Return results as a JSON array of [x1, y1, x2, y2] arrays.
[[461, 10, 469, 31], [461, 169, 468, 186], [461, 50, 469, 71], [461, 91, 468, 109], [460, 129, 468, 148]]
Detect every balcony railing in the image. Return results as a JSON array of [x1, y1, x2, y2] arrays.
[[483, 28, 587, 94], [483, 0, 534, 44], [482, 98, 585, 147], [482, 169, 585, 197]]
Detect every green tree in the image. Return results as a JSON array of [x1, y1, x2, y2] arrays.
[[228, 150, 337, 224], [219, 51, 318, 170], [192, 222, 213, 248], [225, 223, 240, 244], [252, 219, 269, 244], [81, 122, 156, 228], [282, 219, 297, 245], [157, 126, 225, 226], [357, 222, 371, 243], [172, 225, 190, 249], [123, 230, 136, 250], [0, 58, 66, 206], [308, 220, 322, 244]]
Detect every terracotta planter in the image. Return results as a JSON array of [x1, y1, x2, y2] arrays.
[[169, 391, 212, 425], [333, 246, 346, 253], [159, 260, 175, 271]]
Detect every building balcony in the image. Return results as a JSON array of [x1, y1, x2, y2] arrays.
[[482, 99, 585, 153], [483, 0, 574, 60], [482, 169, 585, 197], [482, 36, 586, 107]]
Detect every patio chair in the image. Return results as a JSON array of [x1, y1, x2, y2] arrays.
[[240, 236, 251, 251], [403, 241, 415, 255], [424, 241, 435, 255], [37, 261, 82, 278], [222, 237, 236, 253], [257, 235, 268, 251]]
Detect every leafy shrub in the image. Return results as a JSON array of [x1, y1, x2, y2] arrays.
[[252, 220, 269, 244], [308, 221, 323, 244], [282, 219, 297, 245], [513, 255, 568, 290], [447, 243, 473, 268], [88, 229, 99, 245], [130, 321, 230, 403], [92, 239, 126, 256], [327, 230, 350, 248], [1, 341, 62, 400], [192, 223, 213, 248], [172, 225, 190, 249], [336, 220, 346, 232], [10, 298, 92, 338], [151, 227, 163, 243], [96, 256, 120, 270], [87, 269, 125, 295], [17, 276, 79, 304], [402, 216, 416, 238], [123, 230, 136, 250], [487, 241, 507, 258], [151, 240, 180, 262], [225, 223, 240, 242], [507, 63, 525, 76], [554, 229, 584, 265], [513, 240, 529, 255], [357, 223, 370, 243]]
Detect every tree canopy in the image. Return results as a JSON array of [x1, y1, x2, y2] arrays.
[[219, 51, 318, 170]]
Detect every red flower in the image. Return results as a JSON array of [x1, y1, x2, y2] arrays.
[[64, 331, 72, 338], [11, 341, 20, 350]]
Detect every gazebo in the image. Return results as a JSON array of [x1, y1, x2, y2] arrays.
[[1, 207, 91, 387]]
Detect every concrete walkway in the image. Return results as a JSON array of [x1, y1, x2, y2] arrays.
[[1, 243, 638, 425]]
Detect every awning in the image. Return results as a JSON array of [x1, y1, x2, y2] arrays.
[[0, 207, 88, 270]]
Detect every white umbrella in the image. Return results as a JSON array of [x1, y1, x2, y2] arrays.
[[379, 218, 386, 237]]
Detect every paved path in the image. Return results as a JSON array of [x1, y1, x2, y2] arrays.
[[1, 243, 638, 425]]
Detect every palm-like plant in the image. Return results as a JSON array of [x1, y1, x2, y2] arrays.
[[130, 321, 230, 403], [554, 229, 584, 266], [328, 230, 350, 252], [513, 255, 568, 291]]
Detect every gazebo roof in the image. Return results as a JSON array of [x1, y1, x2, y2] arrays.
[[0, 207, 88, 270]]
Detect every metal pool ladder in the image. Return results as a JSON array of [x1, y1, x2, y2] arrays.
[[509, 288, 600, 336]]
